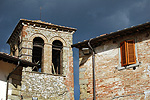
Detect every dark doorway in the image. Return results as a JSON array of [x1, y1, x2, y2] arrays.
[[52, 40, 63, 75], [32, 37, 44, 72]]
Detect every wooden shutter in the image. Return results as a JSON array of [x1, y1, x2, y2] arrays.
[[127, 40, 136, 65], [120, 41, 127, 66]]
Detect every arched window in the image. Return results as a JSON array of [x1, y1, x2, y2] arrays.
[[32, 37, 44, 72], [52, 40, 63, 75]]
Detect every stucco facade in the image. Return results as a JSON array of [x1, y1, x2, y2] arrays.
[[72, 22, 150, 100], [0, 52, 37, 100], [7, 19, 76, 100], [0, 60, 16, 100]]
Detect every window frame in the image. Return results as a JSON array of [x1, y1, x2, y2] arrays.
[[118, 39, 139, 70]]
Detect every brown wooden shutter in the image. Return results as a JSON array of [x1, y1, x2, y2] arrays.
[[127, 40, 136, 65], [120, 41, 127, 66]]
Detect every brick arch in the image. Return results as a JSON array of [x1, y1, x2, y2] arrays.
[[29, 33, 48, 43], [50, 36, 67, 47]]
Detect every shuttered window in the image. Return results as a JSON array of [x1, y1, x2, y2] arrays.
[[120, 40, 136, 66], [120, 41, 127, 66]]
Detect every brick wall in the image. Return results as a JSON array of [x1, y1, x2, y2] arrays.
[[79, 29, 150, 100]]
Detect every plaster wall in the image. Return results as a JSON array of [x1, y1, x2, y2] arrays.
[[0, 60, 16, 100], [0, 80, 7, 100]]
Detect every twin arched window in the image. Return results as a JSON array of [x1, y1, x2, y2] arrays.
[[32, 37, 63, 75]]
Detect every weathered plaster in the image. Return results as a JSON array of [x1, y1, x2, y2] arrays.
[[79, 30, 150, 99]]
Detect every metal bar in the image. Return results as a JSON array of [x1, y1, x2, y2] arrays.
[[92, 52, 96, 100], [88, 39, 96, 100]]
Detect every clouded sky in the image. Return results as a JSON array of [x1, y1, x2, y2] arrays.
[[1, 0, 150, 99]]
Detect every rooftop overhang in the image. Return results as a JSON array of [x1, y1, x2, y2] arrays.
[[0, 52, 37, 67], [72, 22, 150, 49], [7, 19, 77, 44]]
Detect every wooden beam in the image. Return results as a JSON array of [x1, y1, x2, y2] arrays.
[[10, 74, 22, 81]]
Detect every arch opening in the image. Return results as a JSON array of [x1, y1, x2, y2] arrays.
[[32, 37, 44, 72], [52, 40, 63, 75]]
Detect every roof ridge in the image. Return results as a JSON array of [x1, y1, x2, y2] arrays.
[[20, 19, 77, 30]]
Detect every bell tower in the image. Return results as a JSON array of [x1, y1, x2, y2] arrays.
[[7, 19, 76, 99]]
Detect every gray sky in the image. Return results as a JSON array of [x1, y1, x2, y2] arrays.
[[1, 0, 150, 99]]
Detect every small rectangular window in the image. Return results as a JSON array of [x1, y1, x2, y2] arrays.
[[120, 40, 136, 66]]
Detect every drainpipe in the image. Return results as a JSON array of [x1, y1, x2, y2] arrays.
[[6, 60, 20, 100], [88, 39, 96, 100]]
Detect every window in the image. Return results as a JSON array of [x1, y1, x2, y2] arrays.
[[32, 37, 44, 72], [52, 40, 63, 75], [120, 40, 136, 67]]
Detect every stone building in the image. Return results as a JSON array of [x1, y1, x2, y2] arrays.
[[72, 22, 150, 99], [7, 19, 76, 100]]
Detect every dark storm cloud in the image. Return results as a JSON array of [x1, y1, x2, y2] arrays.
[[0, 0, 150, 99], [1, 0, 150, 45]]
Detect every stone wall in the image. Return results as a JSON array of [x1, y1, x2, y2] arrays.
[[21, 71, 72, 100], [8, 83, 22, 100], [8, 20, 75, 100], [79, 29, 150, 99], [20, 24, 74, 75]]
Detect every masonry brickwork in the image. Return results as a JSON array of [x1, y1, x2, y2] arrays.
[[7, 19, 76, 100], [78, 28, 150, 99]]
